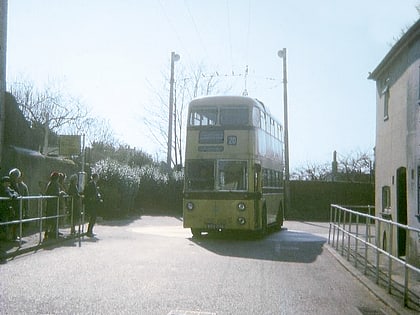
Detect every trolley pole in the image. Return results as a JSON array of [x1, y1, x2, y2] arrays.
[[278, 48, 290, 215], [166, 51, 180, 169], [0, 0, 8, 163]]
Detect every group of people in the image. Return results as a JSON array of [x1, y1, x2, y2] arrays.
[[44, 171, 103, 239], [0, 168, 29, 241], [0, 167, 102, 241]]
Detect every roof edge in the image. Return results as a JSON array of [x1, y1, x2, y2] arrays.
[[368, 18, 420, 81]]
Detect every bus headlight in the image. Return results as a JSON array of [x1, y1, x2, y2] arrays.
[[237, 202, 246, 211], [238, 217, 246, 225], [186, 202, 194, 211]]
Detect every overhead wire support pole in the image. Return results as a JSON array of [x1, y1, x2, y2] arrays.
[[166, 51, 180, 169], [278, 48, 290, 214], [0, 0, 8, 163]]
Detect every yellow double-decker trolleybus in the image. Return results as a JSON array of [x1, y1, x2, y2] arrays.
[[183, 95, 285, 237]]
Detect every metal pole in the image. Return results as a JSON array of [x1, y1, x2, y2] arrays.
[[166, 52, 180, 168], [0, 0, 8, 162], [278, 48, 290, 214]]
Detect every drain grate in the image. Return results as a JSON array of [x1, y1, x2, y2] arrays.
[[167, 311, 216, 315]]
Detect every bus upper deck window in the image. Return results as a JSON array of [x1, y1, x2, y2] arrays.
[[190, 108, 217, 126], [220, 106, 249, 126], [252, 107, 260, 127]]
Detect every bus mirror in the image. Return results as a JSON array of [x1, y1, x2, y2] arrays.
[[254, 164, 261, 172]]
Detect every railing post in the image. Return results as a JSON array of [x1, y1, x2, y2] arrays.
[[355, 214, 359, 268], [18, 197, 23, 247], [55, 197, 59, 239], [388, 221, 393, 294], [376, 220, 380, 284], [38, 197, 43, 244], [328, 205, 332, 245], [403, 226, 410, 307], [347, 211, 352, 261], [332, 205, 337, 247], [364, 216, 369, 275], [336, 208, 341, 250], [404, 262, 409, 307], [341, 210, 346, 256]]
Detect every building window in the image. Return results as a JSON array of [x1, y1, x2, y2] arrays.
[[382, 186, 391, 211], [383, 85, 390, 121]]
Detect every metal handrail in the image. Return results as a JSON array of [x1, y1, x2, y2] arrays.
[[0, 195, 85, 248], [328, 204, 420, 308]]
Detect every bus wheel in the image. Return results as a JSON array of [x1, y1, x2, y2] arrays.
[[258, 206, 268, 238], [275, 203, 284, 231], [191, 228, 202, 238]]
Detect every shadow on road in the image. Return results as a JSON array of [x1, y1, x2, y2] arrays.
[[191, 228, 326, 263]]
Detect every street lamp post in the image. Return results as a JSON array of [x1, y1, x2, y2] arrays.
[[166, 51, 180, 169], [0, 1, 8, 163], [278, 48, 290, 213]]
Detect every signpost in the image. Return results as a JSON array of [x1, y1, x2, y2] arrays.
[[59, 135, 81, 156]]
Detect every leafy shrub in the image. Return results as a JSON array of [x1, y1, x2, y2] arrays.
[[91, 158, 183, 218]]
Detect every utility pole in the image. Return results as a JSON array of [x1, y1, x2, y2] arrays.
[[278, 48, 290, 214], [0, 0, 8, 163], [166, 51, 180, 169]]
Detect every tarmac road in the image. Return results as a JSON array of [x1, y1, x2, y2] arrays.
[[0, 216, 413, 314]]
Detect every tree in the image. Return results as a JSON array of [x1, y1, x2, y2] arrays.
[[291, 150, 374, 183], [8, 78, 119, 152], [291, 162, 330, 181], [144, 64, 230, 169]]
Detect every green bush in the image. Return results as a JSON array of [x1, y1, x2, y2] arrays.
[[91, 158, 183, 218]]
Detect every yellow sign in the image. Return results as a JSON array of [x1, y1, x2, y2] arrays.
[[59, 135, 81, 156]]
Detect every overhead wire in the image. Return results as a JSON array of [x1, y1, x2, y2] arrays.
[[156, 0, 193, 63], [156, 0, 276, 96], [225, 0, 234, 73], [183, 0, 212, 66]]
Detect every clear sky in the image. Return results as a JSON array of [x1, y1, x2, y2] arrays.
[[5, 0, 420, 170]]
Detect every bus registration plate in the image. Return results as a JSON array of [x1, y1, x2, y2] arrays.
[[207, 223, 224, 230]]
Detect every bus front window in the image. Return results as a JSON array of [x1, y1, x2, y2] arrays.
[[186, 160, 215, 190], [217, 161, 247, 191], [189, 107, 217, 126], [220, 106, 249, 126]]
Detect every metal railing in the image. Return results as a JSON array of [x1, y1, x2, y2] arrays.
[[0, 194, 85, 250], [328, 204, 420, 309]]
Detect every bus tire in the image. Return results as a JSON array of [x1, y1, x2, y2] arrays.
[[259, 206, 268, 238], [275, 203, 284, 231], [191, 228, 202, 238]]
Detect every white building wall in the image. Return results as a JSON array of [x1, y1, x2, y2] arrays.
[[375, 59, 420, 262]]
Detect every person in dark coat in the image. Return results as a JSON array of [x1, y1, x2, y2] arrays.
[[67, 174, 81, 235], [9, 168, 30, 223], [0, 176, 20, 240], [84, 173, 102, 237], [44, 172, 62, 240]]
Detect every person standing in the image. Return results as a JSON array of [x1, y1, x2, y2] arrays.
[[44, 172, 62, 240], [67, 174, 81, 235], [9, 168, 29, 220], [0, 176, 20, 240], [84, 173, 102, 237]]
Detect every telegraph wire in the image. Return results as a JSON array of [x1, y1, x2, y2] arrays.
[[184, 0, 212, 65], [245, 0, 252, 66], [156, 0, 193, 63], [226, 0, 234, 72]]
